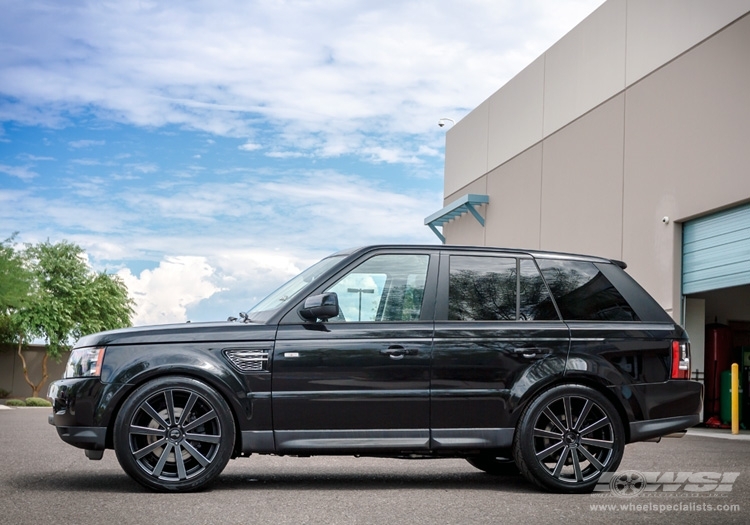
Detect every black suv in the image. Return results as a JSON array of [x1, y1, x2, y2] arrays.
[[48, 245, 702, 493]]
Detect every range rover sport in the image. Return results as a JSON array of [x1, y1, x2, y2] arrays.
[[48, 245, 703, 493]]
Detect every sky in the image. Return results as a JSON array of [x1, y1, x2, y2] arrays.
[[0, 0, 605, 326]]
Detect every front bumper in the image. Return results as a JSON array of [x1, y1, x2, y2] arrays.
[[47, 414, 107, 450], [48, 377, 108, 450]]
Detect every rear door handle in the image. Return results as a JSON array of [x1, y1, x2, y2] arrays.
[[380, 346, 418, 359], [511, 347, 550, 359]]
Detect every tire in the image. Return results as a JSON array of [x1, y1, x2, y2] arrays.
[[113, 376, 235, 492], [512, 384, 625, 493], [466, 455, 520, 476]]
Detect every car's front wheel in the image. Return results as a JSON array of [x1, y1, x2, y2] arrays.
[[513, 384, 625, 493], [113, 376, 235, 492]]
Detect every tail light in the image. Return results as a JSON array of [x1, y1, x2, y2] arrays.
[[671, 340, 690, 379]]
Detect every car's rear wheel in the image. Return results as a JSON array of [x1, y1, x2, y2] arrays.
[[113, 376, 235, 492], [465, 454, 520, 475], [513, 384, 624, 493]]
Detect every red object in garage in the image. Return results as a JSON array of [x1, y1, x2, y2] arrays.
[[704, 323, 733, 419]]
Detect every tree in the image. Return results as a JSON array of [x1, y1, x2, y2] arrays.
[[0, 235, 33, 341], [3, 239, 134, 397]]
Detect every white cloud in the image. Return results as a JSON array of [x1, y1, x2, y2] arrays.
[[0, 164, 38, 181], [118, 256, 222, 325], [68, 139, 106, 148], [264, 151, 307, 159], [238, 141, 262, 152], [18, 153, 55, 161], [0, 0, 605, 161], [127, 162, 158, 173]]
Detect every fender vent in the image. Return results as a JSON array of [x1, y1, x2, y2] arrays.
[[223, 348, 270, 372]]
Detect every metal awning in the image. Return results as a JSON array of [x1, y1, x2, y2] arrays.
[[424, 194, 489, 243]]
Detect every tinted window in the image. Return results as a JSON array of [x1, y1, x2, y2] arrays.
[[449, 256, 561, 321], [519, 259, 559, 321], [536, 259, 639, 321], [449, 256, 516, 321], [326, 254, 429, 322]]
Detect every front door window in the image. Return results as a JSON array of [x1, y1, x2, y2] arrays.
[[326, 254, 429, 322]]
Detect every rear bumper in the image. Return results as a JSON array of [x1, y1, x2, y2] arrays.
[[629, 414, 701, 443], [626, 379, 703, 443]]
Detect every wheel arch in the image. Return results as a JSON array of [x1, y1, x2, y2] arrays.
[[103, 360, 248, 455], [512, 374, 634, 442]]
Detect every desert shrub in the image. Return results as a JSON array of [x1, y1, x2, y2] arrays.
[[0, 388, 10, 399], [5, 399, 26, 407], [25, 397, 52, 407]]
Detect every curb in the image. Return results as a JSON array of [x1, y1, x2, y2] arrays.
[[686, 427, 750, 441]]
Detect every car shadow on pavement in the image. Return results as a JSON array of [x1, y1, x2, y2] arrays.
[[7, 470, 538, 494], [8, 471, 148, 493], [212, 470, 537, 493]]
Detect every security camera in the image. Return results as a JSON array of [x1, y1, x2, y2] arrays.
[[662, 216, 670, 224], [438, 118, 455, 128], [438, 122, 445, 128]]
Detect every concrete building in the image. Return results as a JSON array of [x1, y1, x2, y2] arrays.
[[427, 0, 750, 400]]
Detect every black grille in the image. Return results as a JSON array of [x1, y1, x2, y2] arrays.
[[223, 348, 270, 372]]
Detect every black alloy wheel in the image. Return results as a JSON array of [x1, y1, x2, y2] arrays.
[[513, 384, 624, 493], [113, 376, 235, 492]]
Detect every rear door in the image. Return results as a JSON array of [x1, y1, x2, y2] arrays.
[[431, 252, 570, 449]]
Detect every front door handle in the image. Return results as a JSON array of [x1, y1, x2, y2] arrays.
[[380, 346, 418, 359]]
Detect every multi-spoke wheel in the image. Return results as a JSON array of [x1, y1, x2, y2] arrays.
[[513, 384, 624, 493], [114, 377, 235, 492]]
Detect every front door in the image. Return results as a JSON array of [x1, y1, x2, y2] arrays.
[[272, 251, 437, 452]]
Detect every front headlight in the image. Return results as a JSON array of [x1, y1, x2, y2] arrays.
[[64, 347, 106, 378]]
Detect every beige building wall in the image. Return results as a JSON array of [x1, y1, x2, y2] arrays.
[[441, 0, 750, 322]]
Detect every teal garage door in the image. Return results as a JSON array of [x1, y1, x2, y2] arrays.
[[682, 202, 750, 294]]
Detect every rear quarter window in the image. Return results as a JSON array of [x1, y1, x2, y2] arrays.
[[536, 259, 639, 322]]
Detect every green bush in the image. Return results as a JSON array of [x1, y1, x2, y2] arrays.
[[25, 397, 52, 407], [5, 399, 26, 407], [0, 388, 10, 399]]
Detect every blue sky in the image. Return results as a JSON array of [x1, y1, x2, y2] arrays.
[[1, 0, 604, 325]]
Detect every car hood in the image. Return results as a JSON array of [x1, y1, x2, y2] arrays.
[[74, 321, 277, 348]]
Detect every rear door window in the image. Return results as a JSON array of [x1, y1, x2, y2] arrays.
[[448, 256, 559, 321]]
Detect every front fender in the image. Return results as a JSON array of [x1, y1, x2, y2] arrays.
[[98, 343, 267, 435]]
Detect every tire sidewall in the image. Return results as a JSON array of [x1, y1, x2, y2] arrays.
[[113, 376, 235, 492]]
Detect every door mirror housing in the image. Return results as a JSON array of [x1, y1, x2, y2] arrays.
[[299, 292, 339, 322]]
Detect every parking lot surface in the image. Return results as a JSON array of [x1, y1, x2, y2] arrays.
[[1, 407, 748, 525]]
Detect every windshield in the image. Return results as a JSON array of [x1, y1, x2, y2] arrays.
[[246, 255, 346, 322]]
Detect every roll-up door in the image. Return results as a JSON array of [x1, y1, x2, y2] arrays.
[[682, 202, 750, 294]]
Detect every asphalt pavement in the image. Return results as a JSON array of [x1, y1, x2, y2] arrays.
[[1, 407, 748, 525]]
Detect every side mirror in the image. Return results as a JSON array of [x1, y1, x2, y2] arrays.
[[299, 292, 339, 322]]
